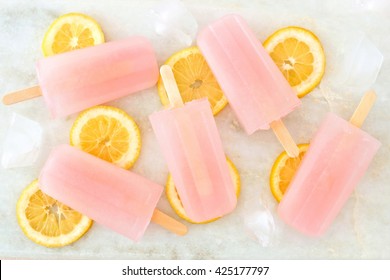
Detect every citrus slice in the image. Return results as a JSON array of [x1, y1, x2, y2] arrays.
[[270, 143, 310, 202], [16, 179, 92, 248], [166, 158, 240, 224], [70, 106, 141, 169], [42, 13, 105, 56], [263, 27, 325, 97], [158, 46, 227, 115]]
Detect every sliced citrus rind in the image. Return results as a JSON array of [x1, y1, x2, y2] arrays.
[[158, 46, 227, 115], [166, 157, 240, 224], [16, 179, 92, 248], [269, 143, 310, 202], [70, 106, 141, 169], [263, 26, 325, 98], [42, 13, 105, 57]]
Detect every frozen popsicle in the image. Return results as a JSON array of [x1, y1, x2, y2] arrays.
[[3, 36, 159, 118], [149, 65, 237, 223], [39, 144, 187, 242], [278, 90, 380, 236], [197, 14, 301, 157]]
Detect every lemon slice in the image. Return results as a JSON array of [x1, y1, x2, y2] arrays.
[[269, 143, 310, 202], [70, 106, 141, 169], [166, 158, 240, 224], [158, 46, 227, 115], [16, 179, 92, 248], [42, 13, 105, 56], [263, 27, 325, 97]]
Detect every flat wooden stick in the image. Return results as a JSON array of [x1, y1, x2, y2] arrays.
[[2, 85, 42, 105], [160, 65, 184, 108], [349, 90, 376, 128], [151, 209, 188, 236], [270, 119, 300, 158]]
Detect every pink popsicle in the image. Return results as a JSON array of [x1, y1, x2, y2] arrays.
[[149, 66, 236, 223], [279, 98, 380, 236], [4, 36, 159, 118], [39, 145, 186, 241], [197, 14, 301, 134], [197, 14, 300, 157]]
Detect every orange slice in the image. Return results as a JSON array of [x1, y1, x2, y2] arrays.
[[263, 27, 325, 97], [42, 13, 105, 56], [158, 46, 227, 115], [16, 179, 92, 247], [70, 106, 141, 169], [269, 143, 310, 202]]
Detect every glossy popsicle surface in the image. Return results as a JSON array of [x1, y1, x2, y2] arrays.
[[150, 98, 236, 223], [278, 113, 380, 236], [36, 36, 159, 118], [197, 14, 301, 134], [39, 145, 163, 241]]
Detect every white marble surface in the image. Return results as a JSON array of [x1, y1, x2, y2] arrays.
[[1, 0, 389, 259]]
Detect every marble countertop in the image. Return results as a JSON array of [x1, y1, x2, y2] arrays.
[[1, 0, 389, 259]]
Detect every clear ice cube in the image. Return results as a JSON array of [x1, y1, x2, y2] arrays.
[[319, 24, 383, 92], [307, 0, 390, 16], [244, 202, 276, 247], [150, 0, 198, 47], [1, 113, 42, 168], [333, 32, 383, 91], [356, 0, 390, 15]]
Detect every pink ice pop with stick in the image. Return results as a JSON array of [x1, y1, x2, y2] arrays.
[[39, 145, 187, 241], [197, 14, 301, 157], [278, 90, 380, 236], [2, 36, 159, 118], [149, 65, 237, 223]]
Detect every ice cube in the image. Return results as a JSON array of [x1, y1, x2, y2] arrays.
[[1, 113, 42, 168], [244, 202, 276, 247], [334, 32, 383, 91], [307, 0, 390, 16], [319, 24, 383, 92], [150, 0, 198, 47], [357, 0, 390, 15]]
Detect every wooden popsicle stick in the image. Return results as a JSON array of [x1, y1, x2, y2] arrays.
[[349, 90, 376, 128], [160, 65, 184, 108], [2, 85, 42, 105], [151, 209, 188, 236], [270, 119, 300, 158]]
